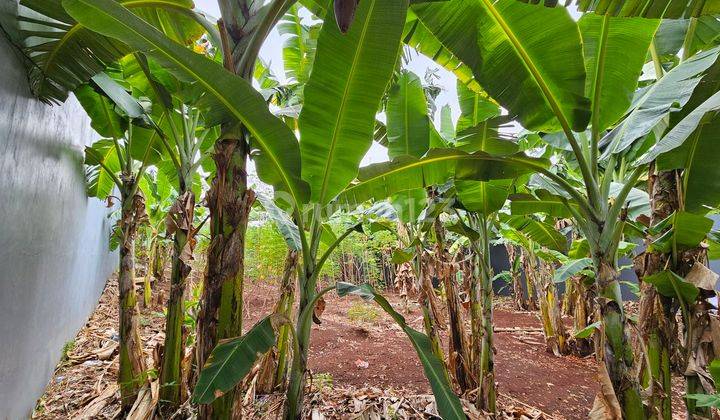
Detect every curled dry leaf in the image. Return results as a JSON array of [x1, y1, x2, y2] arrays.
[[313, 296, 327, 325], [685, 262, 719, 291]]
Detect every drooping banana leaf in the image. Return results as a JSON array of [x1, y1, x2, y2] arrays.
[[256, 194, 302, 251], [658, 117, 720, 213], [578, 14, 659, 134], [336, 149, 548, 209], [403, 6, 483, 93], [572, 0, 720, 19], [554, 258, 593, 283], [644, 270, 699, 306], [74, 84, 128, 139], [509, 190, 577, 218], [504, 215, 569, 253], [387, 70, 431, 159], [389, 188, 427, 224], [336, 282, 465, 420], [649, 211, 713, 253], [472, 0, 590, 133], [18, 0, 209, 103], [299, 0, 408, 205], [640, 90, 720, 164], [192, 316, 278, 404], [601, 46, 720, 157], [63, 0, 310, 207]]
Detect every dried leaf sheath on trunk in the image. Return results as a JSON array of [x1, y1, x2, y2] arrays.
[[118, 184, 148, 412]]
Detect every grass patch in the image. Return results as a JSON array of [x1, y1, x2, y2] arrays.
[[347, 302, 379, 324]]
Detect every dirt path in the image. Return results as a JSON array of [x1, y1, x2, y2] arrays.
[[36, 277, 601, 419], [244, 281, 598, 419]]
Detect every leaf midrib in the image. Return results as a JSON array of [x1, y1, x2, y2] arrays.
[[317, 0, 378, 204], [590, 14, 610, 137], [479, 0, 574, 133]]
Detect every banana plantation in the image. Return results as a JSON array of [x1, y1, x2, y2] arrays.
[[3, 0, 720, 418]]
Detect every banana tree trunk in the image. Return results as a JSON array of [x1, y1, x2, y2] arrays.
[[160, 190, 196, 407], [677, 251, 716, 418], [636, 166, 677, 420], [417, 245, 445, 363], [468, 215, 496, 412], [572, 277, 596, 356], [285, 263, 316, 420], [257, 250, 298, 394], [505, 244, 526, 311], [520, 249, 538, 311], [196, 138, 254, 419], [533, 258, 568, 356], [594, 258, 644, 419], [434, 220, 473, 392], [684, 289, 717, 419], [118, 187, 148, 412]]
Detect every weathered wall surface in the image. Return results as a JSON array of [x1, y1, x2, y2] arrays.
[[0, 7, 117, 419]]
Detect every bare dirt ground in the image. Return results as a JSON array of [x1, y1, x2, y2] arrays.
[[242, 281, 598, 419], [32, 274, 685, 419]]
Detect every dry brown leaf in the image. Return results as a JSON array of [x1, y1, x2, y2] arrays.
[[589, 363, 622, 420], [685, 262, 719, 291], [127, 382, 158, 420], [77, 383, 118, 419]]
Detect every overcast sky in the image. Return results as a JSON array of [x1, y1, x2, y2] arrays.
[[194, 0, 460, 166]]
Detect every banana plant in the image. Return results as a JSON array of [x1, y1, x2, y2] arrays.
[[630, 39, 720, 417], [79, 73, 165, 411], [126, 52, 217, 407], [137, 170, 173, 308]]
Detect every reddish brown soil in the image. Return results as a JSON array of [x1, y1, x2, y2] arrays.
[[40, 275, 682, 419], [244, 281, 598, 419]]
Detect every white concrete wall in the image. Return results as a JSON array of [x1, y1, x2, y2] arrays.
[[0, 5, 117, 418]]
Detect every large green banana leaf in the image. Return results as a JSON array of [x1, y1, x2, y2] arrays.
[[572, 0, 720, 18], [18, 0, 208, 103], [403, 7, 483, 93], [641, 90, 720, 164], [390, 188, 428, 224], [336, 149, 547, 209], [192, 316, 277, 404], [578, 14, 659, 133], [63, 0, 310, 207], [640, 55, 720, 214], [74, 84, 128, 139], [85, 139, 122, 198], [387, 70, 431, 159], [336, 282, 465, 420], [509, 190, 577, 218], [455, 180, 510, 215], [278, 4, 319, 84], [256, 194, 302, 251], [601, 46, 720, 157], [456, 80, 500, 133], [504, 215, 569, 253], [657, 115, 720, 214], [299, 0, 408, 205], [470, 0, 591, 133], [650, 211, 714, 253]]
